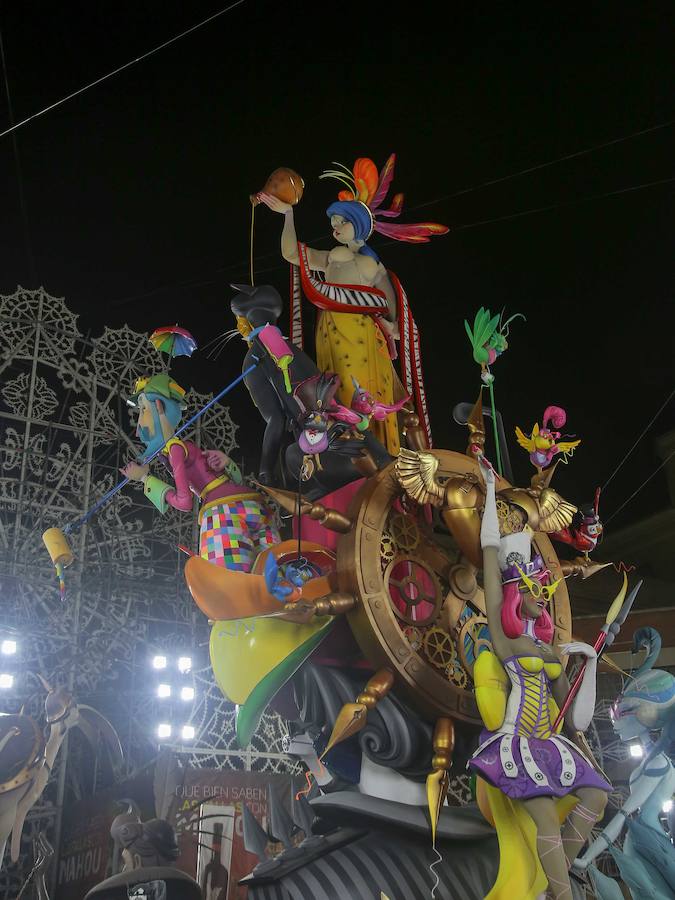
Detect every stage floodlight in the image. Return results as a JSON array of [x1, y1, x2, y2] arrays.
[[157, 723, 172, 739], [181, 725, 195, 740], [180, 686, 195, 702], [177, 656, 192, 674], [629, 743, 644, 759], [663, 798, 673, 813], [157, 684, 171, 699], [1, 640, 17, 655], [0, 674, 14, 689], [152, 655, 167, 670]]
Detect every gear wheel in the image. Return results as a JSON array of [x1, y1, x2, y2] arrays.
[[388, 512, 420, 551], [422, 626, 456, 670], [446, 662, 468, 688]]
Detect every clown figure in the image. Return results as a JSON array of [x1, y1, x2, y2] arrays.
[[121, 373, 280, 572]]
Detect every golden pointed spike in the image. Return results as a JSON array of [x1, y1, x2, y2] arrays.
[[560, 557, 612, 580], [323, 669, 394, 755], [466, 389, 486, 458], [323, 702, 369, 755], [253, 482, 353, 533], [426, 717, 455, 846], [252, 481, 307, 516], [530, 460, 561, 492], [427, 768, 450, 846]]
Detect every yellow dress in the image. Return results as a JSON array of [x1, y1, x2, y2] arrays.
[[316, 310, 400, 455]]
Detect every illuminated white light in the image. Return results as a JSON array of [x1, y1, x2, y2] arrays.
[[180, 686, 194, 702], [663, 798, 673, 813], [177, 656, 192, 674], [1, 640, 17, 655], [629, 743, 644, 758], [152, 655, 167, 670], [157, 723, 172, 739], [157, 683, 171, 699], [181, 725, 195, 741], [0, 674, 14, 689]]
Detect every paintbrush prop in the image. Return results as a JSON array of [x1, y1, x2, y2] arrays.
[[553, 574, 642, 732]]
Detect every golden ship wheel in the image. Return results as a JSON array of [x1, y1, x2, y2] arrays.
[[312, 398, 575, 836], [336, 449, 572, 728]]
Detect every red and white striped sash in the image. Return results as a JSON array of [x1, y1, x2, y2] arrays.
[[291, 242, 432, 447]]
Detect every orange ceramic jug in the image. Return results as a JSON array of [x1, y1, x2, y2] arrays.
[[251, 167, 304, 206]]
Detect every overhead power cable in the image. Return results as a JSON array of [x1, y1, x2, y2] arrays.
[[0, 0, 246, 140]]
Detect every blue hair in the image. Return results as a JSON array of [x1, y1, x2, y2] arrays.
[[138, 393, 184, 461], [326, 200, 379, 261]]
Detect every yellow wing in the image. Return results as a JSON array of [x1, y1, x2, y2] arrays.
[[395, 449, 444, 507], [537, 488, 577, 532], [556, 438, 581, 454], [515, 425, 536, 454]]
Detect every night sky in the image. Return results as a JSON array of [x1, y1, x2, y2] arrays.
[[0, 2, 673, 531]]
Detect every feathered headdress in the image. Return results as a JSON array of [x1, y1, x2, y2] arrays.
[[320, 154, 449, 244]]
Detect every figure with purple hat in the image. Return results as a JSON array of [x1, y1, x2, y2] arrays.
[[468, 457, 611, 900]]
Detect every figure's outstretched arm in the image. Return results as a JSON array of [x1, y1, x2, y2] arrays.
[[558, 642, 598, 732], [479, 461, 510, 659], [257, 193, 328, 270]]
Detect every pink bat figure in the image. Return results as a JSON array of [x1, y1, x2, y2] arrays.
[[350, 376, 410, 422]]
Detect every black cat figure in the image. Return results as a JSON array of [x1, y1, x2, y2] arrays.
[[230, 283, 318, 485]]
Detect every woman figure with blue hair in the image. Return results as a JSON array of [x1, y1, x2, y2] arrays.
[[258, 154, 447, 453], [573, 627, 675, 900]]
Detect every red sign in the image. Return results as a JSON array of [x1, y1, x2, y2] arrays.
[[169, 769, 294, 900]]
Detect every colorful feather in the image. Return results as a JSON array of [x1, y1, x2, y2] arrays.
[[370, 153, 397, 211], [322, 154, 449, 244], [374, 220, 448, 242], [353, 158, 379, 205], [375, 192, 405, 218]]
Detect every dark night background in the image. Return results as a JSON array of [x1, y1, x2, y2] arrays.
[[0, 1, 673, 531]]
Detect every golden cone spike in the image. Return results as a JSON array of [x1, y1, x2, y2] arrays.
[[426, 717, 455, 846], [323, 669, 394, 755], [426, 768, 450, 847], [560, 557, 612, 579], [466, 389, 486, 459], [253, 482, 352, 533], [323, 702, 369, 755]]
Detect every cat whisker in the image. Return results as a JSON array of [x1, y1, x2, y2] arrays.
[[202, 328, 238, 352]]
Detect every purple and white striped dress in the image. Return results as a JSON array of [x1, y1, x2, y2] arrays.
[[469, 655, 611, 799]]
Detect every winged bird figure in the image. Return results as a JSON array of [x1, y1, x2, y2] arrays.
[[515, 405, 581, 470]]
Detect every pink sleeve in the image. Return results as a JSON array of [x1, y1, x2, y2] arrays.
[[165, 443, 193, 511]]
